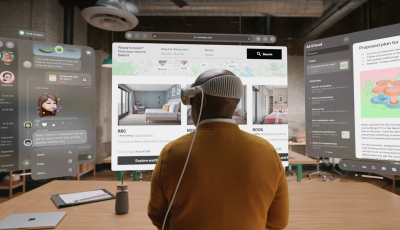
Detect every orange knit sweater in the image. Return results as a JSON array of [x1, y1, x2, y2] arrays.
[[148, 122, 289, 230]]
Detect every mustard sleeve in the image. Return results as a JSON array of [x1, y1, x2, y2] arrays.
[[266, 151, 289, 230], [148, 148, 169, 230]]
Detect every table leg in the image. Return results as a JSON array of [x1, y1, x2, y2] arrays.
[[9, 171, 12, 199], [297, 165, 302, 182], [393, 175, 396, 191], [77, 165, 80, 181], [133, 171, 137, 181], [288, 165, 296, 176], [118, 171, 123, 181], [23, 170, 26, 193], [288, 145, 295, 176]]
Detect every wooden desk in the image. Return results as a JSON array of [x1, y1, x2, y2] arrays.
[[289, 151, 317, 182], [289, 141, 306, 146], [102, 156, 111, 164], [1, 181, 399, 230]]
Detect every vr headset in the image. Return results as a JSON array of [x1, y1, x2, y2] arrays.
[[180, 75, 244, 105]]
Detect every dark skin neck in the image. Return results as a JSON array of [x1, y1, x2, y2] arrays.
[[191, 69, 240, 126]]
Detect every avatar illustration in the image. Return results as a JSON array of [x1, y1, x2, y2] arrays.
[[1, 52, 13, 63], [24, 121, 32, 129], [24, 139, 32, 146], [0, 72, 14, 83], [23, 61, 32, 68], [38, 94, 59, 117]]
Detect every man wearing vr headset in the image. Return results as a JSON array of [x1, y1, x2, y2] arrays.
[[148, 69, 289, 230]]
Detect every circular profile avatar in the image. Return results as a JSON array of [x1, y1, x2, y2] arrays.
[[24, 121, 32, 129], [0, 71, 14, 83], [24, 139, 32, 147], [38, 94, 58, 117], [23, 61, 32, 68], [1, 52, 13, 63]]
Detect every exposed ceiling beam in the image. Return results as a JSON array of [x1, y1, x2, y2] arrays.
[[295, 0, 367, 40]]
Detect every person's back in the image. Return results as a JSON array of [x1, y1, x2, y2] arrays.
[[148, 69, 289, 230], [149, 121, 288, 230]]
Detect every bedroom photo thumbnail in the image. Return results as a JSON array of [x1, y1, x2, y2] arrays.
[[252, 85, 288, 125], [118, 84, 182, 126], [186, 85, 247, 125]]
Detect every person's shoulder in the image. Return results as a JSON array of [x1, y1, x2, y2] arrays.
[[237, 130, 276, 150], [163, 132, 194, 151]]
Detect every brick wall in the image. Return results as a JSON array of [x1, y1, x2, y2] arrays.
[[95, 50, 112, 163], [0, 0, 35, 39], [43, 0, 64, 43], [0, 0, 63, 43], [287, 56, 305, 137], [0, 0, 87, 45], [74, 7, 87, 46]]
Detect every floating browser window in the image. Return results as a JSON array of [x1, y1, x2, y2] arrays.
[[112, 43, 288, 171]]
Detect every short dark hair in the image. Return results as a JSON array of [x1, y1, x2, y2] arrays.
[[3, 72, 11, 77], [25, 140, 31, 144]]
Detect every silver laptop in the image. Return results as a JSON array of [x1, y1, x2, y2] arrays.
[[0, 212, 67, 229]]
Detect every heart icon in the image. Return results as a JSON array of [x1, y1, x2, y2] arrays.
[[42, 123, 47, 127]]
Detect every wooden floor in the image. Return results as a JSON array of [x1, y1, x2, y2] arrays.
[[1, 166, 399, 204]]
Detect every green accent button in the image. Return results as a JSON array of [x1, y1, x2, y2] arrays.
[[55, 46, 64, 54]]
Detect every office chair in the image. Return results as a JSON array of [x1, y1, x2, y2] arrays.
[[307, 160, 332, 181]]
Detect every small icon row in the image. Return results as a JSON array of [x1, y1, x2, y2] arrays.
[[0, 41, 14, 48], [254, 36, 275, 42], [126, 33, 148, 39], [340, 160, 399, 175]]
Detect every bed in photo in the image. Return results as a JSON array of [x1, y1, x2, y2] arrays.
[[252, 85, 288, 125], [118, 84, 181, 126]]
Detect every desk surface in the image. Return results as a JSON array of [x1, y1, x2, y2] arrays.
[[289, 141, 306, 146], [1, 181, 399, 230], [289, 150, 317, 165], [102, 156, 111, 164]]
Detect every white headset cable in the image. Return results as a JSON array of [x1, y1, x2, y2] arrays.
[[161, 89, 204, 230]]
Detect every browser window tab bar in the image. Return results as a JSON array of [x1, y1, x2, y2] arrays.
[[125, 31, 276, 44]]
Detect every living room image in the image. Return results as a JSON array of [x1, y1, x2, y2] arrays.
[[118, 84, 181, 126], [187, 85, 247, 125], [252, 85, 288, 125]]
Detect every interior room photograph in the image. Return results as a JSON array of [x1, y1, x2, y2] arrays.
[[252, 85, 288, 125], [118, 84, 181, 125], [187, 85, 247, 125]]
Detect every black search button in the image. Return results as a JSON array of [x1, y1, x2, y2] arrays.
[[247, 49, 282, 60]]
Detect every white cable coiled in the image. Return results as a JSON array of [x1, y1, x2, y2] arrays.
[[161, 89, 204, 230]]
